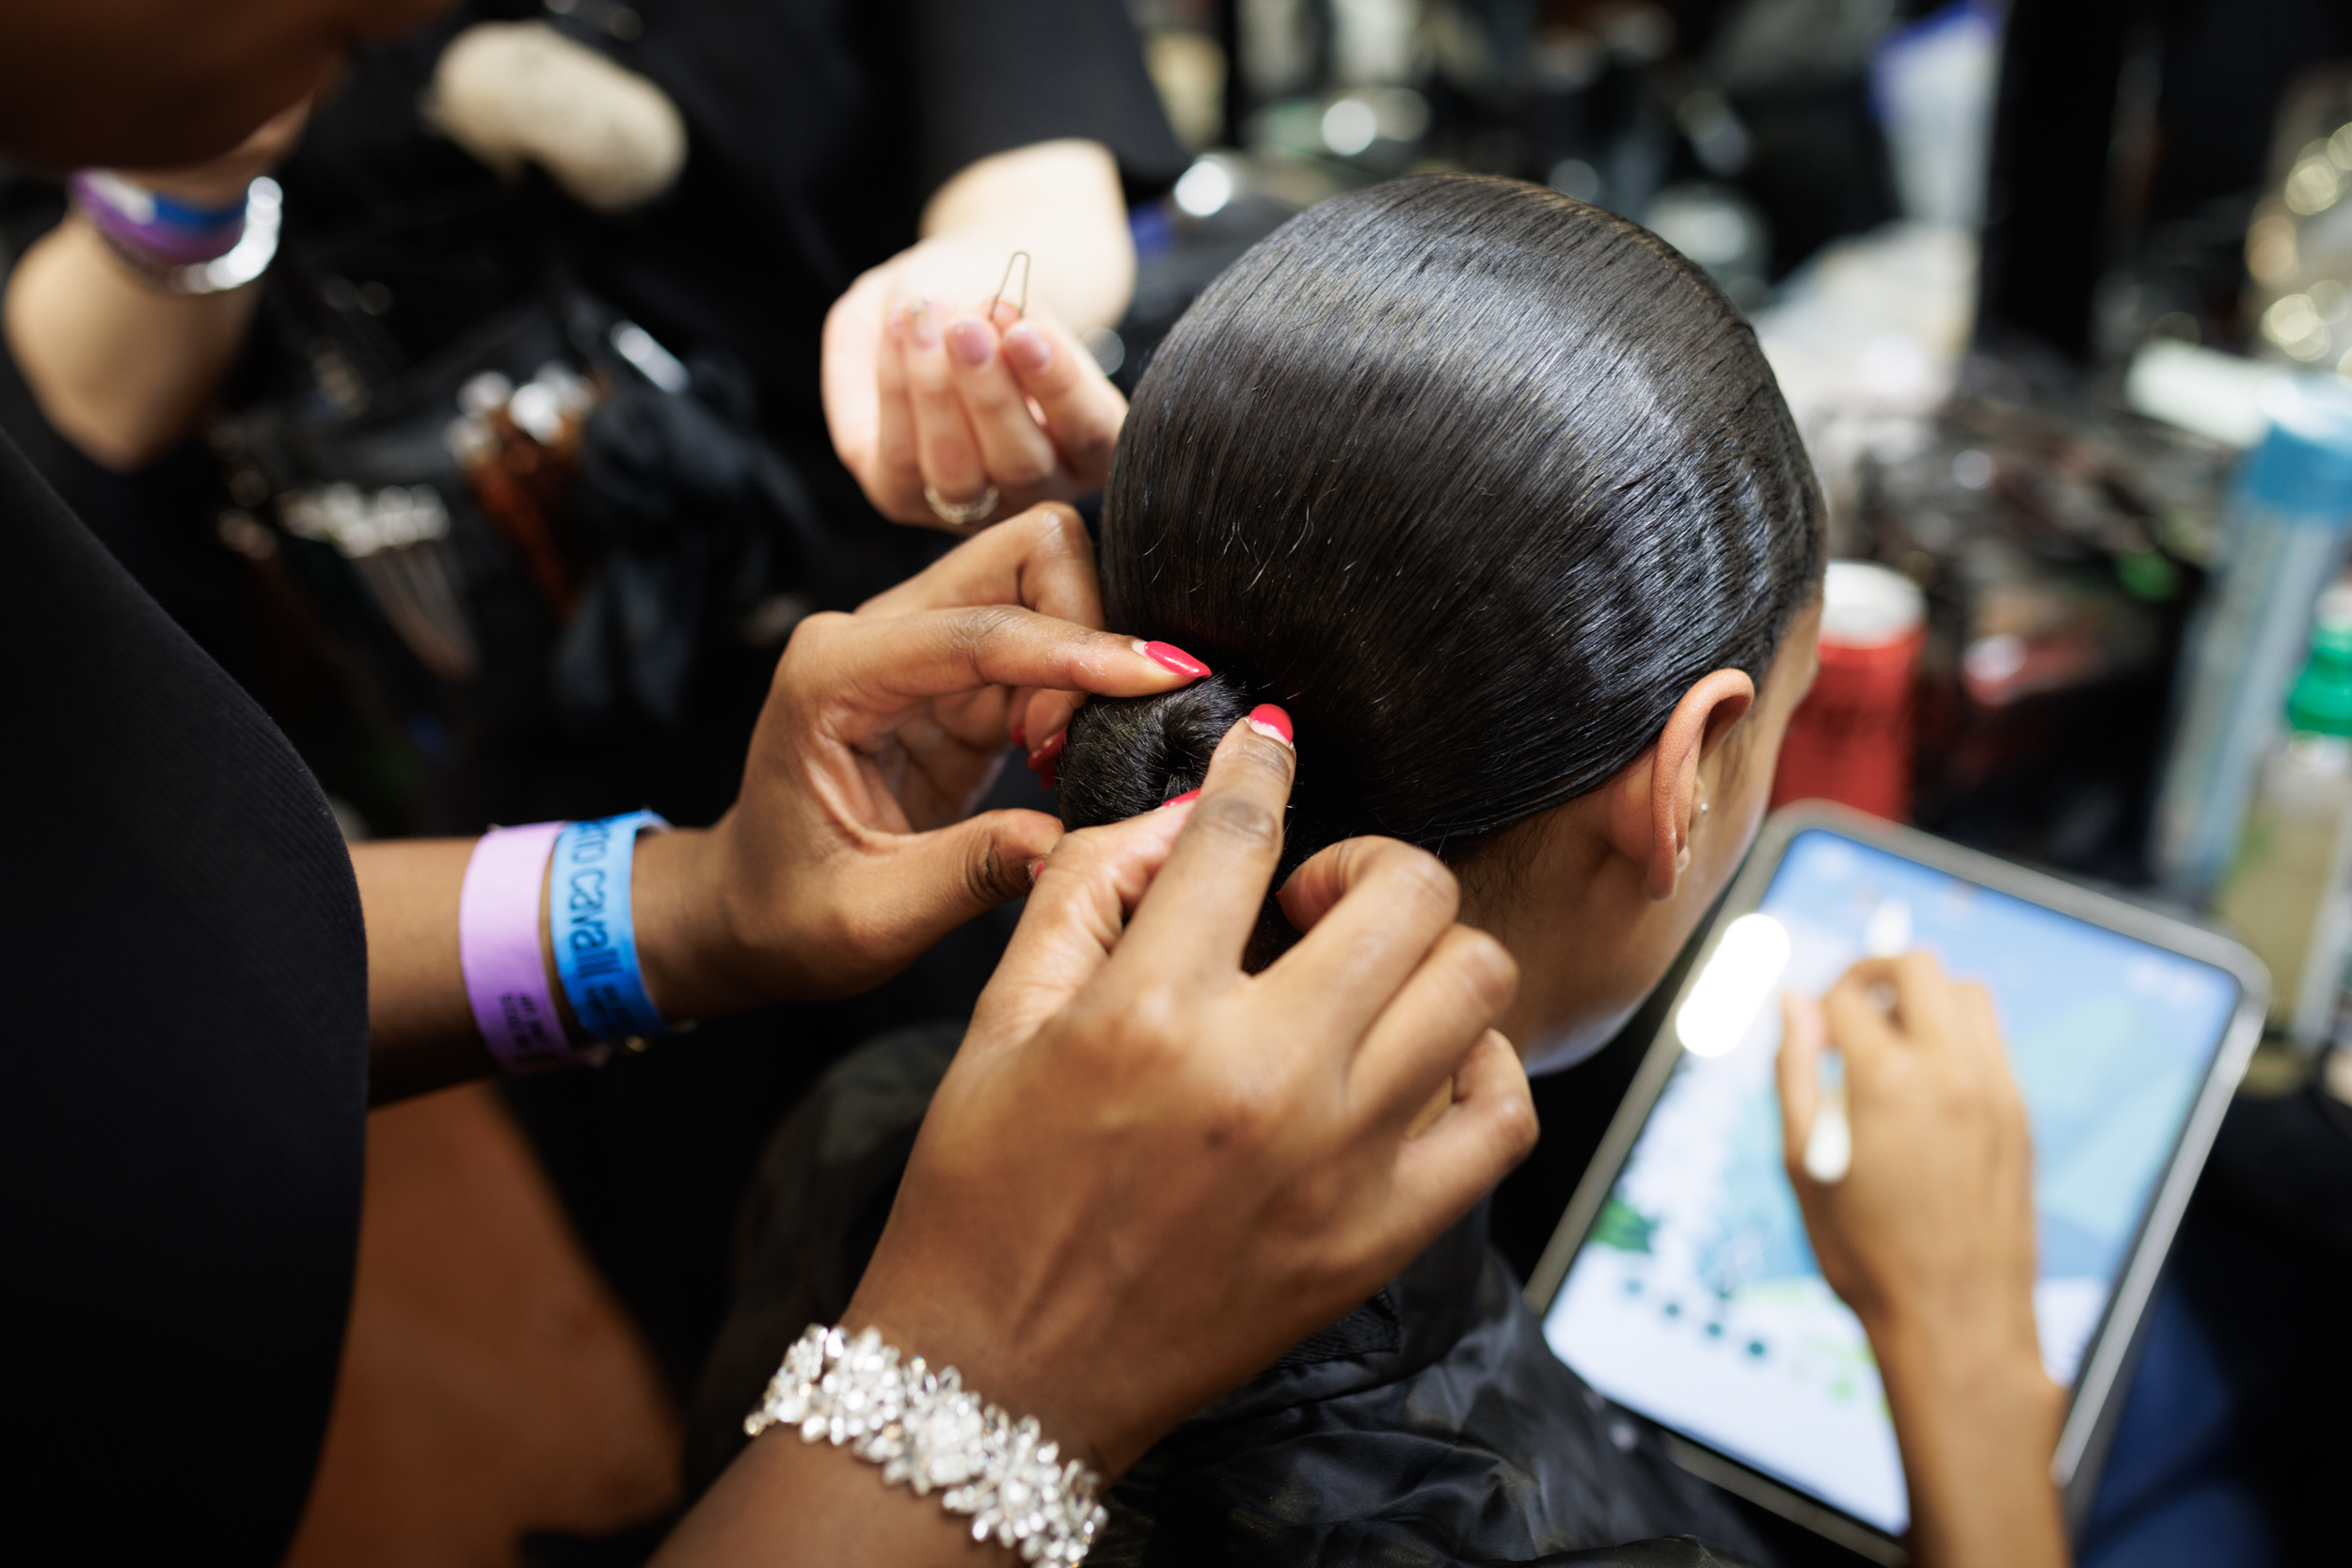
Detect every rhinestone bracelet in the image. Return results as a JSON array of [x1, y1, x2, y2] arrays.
[[745, 1323, 1106, 1564]]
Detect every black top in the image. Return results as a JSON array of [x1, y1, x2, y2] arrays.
[[0, 427, 368, 1559], [688, 1024, 1772, 1567], [259, 0, 1187, 474]]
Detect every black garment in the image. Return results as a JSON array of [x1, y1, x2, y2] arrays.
[[0, 429, 369, 1556], [686, 1025, 1772, 1568]]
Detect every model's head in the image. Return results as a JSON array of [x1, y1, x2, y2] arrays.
[[1059, 174, 1825, 1068]]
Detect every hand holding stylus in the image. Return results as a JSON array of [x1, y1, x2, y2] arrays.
[[1777, 954, 2071, 1568]]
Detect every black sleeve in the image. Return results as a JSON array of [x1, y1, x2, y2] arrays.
[[914, 0, 1191, 203], [0, 427, 368, 1560]]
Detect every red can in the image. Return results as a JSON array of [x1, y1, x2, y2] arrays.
[[1770, 562, 1927, 822]]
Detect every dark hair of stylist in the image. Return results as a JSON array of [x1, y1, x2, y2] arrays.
[[0, 5, 1536, 1560]]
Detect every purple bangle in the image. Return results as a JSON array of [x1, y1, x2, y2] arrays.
[[69, 169, 248, 267], [458, 822, 586, 1073]]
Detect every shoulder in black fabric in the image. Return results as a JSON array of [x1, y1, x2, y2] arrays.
[[0, 429, 369, 1561], [683, 1027, 1777, 1567]]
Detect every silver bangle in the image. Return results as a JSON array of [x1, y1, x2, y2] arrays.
[[924, 483, 1000, 527], [87, 177, 283, 296], [746, 1323, 1106, 1564]]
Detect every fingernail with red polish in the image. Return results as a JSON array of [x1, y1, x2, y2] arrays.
[[1008, 718, 1027, 751], [1246, 705, 1294, 747], [1156, 788, 1201, 810], [1003, 324, 1052, 374], [1026, 857, 1046, 883], [904, 298, 940, 352], [1136, 641, 1212, 679], [1025, 731, 1066, 772], [946, 318, 993, 368]]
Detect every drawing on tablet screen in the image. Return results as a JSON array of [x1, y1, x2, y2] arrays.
[[1541, 830, 2238, 1535]]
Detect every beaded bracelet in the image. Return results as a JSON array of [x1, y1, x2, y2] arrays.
[[746, 1324, 1107, 1564]]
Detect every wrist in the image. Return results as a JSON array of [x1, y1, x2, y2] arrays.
[[629, 820, 773, 1022], [1868, 1310, 2066, 1561], [843, 1277, 1117, 1480]]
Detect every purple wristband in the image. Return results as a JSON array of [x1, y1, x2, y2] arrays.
[[459, 822, 582, 1072], [70, 169, 248, 267]]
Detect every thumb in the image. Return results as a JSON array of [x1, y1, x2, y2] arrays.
[[1777, 991, 1823, 1182], [1391, 1030, 1539, 1243], [965, 803, 1194, 1052], [871, 806, 1064, 955]]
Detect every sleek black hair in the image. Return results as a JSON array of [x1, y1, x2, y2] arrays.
[[1059, 174, 1823, 915]]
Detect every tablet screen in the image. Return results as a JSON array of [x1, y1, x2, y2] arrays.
[[1539, 828, 2241, 1536]]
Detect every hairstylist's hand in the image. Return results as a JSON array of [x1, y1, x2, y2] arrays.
[[656, 722, 1534, 1563], [846, 719, 1537, 1476], [823, 238, 1126, 530], [631, 504, 1190, 1015], [1777, 955, 2069, 1568]]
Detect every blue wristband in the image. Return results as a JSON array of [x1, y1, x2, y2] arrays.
[[549, 811, 672, 1042]]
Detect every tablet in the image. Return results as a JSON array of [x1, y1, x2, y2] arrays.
[[1524, 805, 2266, 1563]]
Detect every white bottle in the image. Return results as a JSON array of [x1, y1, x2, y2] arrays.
[[2216, 587, 2352, 1049]]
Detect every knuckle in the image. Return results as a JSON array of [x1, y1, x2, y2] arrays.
[[996, 449, 1057, 489], [1193, 794, 1284, 858], [961, 831, 1022, 909], [772, 611, 851, 692], [1375, 845, 1461, 922], [1114, 983, 1185, 1055], [1199, 1073, 1279, 1155], [1447, 930, 1519, 1015], [950, 601, 1025, 655], [1496, 1084, 1541, 1160]]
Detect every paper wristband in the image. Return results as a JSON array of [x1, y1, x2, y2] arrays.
[[457, 822, 581, 1072], [70, 170, 249, 266], [549, 811, 673, 1043]]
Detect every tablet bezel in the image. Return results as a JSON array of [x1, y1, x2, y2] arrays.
[[1522, 803, 2269, 1564]]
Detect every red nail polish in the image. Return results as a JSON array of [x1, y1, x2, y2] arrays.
[[1008, 718, 1027, 751], [1139, 641, 1212, 679], [1156, 788, 1201, 810], [1246, 705, 1294, 746], [1025, 731, 1066, 772], [1026, 857, 1045, 883]]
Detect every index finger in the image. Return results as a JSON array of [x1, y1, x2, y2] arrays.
[[803, 604, 1202, 727], [1775, 992, 1825, 1181], [1838, 951, 1962, 1046], [857, 502, 1102, 629], [1110, 713, 1297, 985]]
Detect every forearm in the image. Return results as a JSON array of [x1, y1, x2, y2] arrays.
[[352, 827, 746, 1104], [921, 139, 1133, 332], [653, 1431, 1009, 1568], [2, 213, 258, 469], [1871, 1317, 2071, 1568]]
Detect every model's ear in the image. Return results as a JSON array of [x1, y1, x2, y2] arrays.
[[1604, 670, 1756, 901]]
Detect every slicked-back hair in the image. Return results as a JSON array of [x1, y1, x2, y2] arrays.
[[1058, 174, 1823, 943]]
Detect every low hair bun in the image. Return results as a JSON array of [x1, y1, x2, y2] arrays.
[[1056, 673, 1258, 832], [1057, 671, 1317, 970]]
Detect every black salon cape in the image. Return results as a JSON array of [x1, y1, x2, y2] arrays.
[[0, 429, 367, 1557], [688, 1025, 1774, 1568]]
